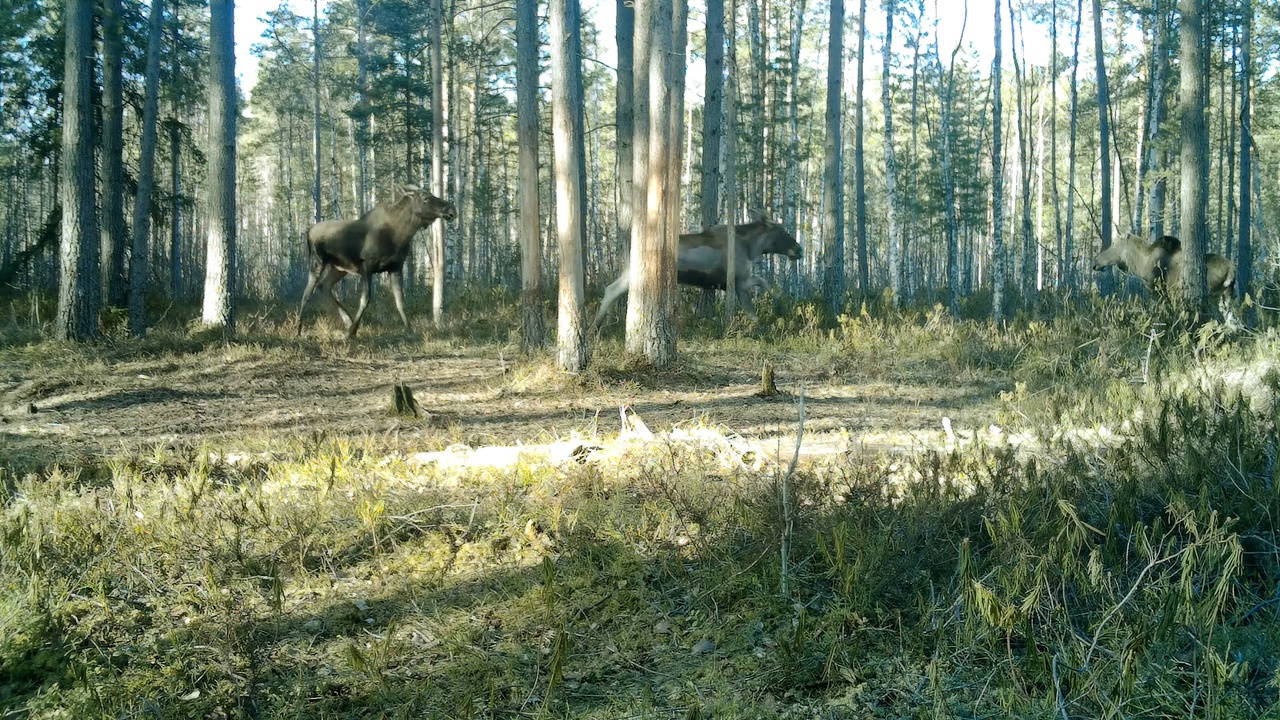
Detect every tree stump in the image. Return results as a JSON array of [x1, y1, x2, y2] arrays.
[[758, 361, 779, 397], [393, 384, 420, 418]]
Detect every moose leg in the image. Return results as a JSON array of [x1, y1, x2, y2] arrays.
[[347, 273, 374, 339], [319, 266, 354, 329], [296, 263, 324, 336], [593, 269, 631, 327], [736, 275, 760, 321], [388, 269, 411, 332]]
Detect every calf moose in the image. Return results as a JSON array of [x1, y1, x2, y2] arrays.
[[297, 188, 456, 338], [1092, 233, 1235, 297]]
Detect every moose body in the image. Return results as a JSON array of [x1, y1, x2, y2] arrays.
[[594, 215, 802, 325], [296, 189, 456, 338], [1092, 234, 1235, 297]]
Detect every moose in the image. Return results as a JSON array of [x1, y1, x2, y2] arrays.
[[594, 211, 802, 326], [296, 187, 457, 338], [1092, 233, 1235, 297]]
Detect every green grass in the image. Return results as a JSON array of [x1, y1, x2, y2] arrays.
[[2, 289, 1279, 718]]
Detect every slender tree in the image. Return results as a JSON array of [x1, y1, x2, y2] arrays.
[[1178, 0, 1208, 302], [168, 6, 182, 297], [821, 0, 844, 311], [1091, 0, 1112, 294], [201, 0, 236, 333], [56, 0, 99, 340], [1237, 0, 1251, 300], [430, 0, 446, 325], [101, 0, 127, 307], [854, 0, 868, 291], [1050, 0, 1061, 285], [356, 0, 369, 213], [883, 0, 901, 306], [551, 0, 587, 369], [617, 0, 635, 255], [1009, 0, 1033, 295], [936, 3, 966, 315], [701, 0, 724, 229], [312, 0, 322, 223], [992, 0, 1005, 321], [516, 0, 542, 352], [129, 0, 165, 337], [783, 0, 805, 250], [1063, 0, 1082, 288], [724, 0, 738, 323]]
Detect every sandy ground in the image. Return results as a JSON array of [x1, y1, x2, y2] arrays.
[[0, 340, 1014, 470]]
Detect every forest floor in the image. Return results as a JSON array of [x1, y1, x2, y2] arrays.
[[3, 293, 1279, 719]]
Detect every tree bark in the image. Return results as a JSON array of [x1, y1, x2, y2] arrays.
[[1178, 0, 1208, 302], [1009, 0, 1033, 296], [992, 0, 1005, 321], [1237, 0, 1251, 300], [57, 0, 99, 341], [821, 0, 844, 312], [936, 4, 966, 316], [1063, 0, 1082, 289], [129, 0, 164, 337], [552, 0, 588, 370], [312, 0, 322, 223], [431, 0, 446, 324], [617, 0, 635, 259], [854, 0, 868, 292], [356, 0, 369, 214], [701, 0, 724, 229], [169, 7, 182, 298], [101, 0, 127, 307], [724, 0, 738, 324], [1091, 0, 1112, 295], [201, 0, 236, 334], [1050, 0, 1061, 287], [883, 0, 901, 307], [516, 0, 543, 352]]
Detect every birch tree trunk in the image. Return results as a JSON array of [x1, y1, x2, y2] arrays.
[[201, 0, 236, 335], [129, 0, 164, 337], [516, 0, 543, 352], [56, 0, 99, 341], [431, 0, 446, 324]]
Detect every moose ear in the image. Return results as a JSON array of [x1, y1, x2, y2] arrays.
[[748, 207, 769, 223]]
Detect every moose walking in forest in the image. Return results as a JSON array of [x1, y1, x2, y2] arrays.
[[296, 188, 457, 338], [1092, 234, 1235, 297], [594, 211, 803, 326]]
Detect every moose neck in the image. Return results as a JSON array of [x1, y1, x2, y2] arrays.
[[736, 222, 770, 261]]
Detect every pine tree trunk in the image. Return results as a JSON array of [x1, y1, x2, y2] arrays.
[[201, 0, 236, 334], [1178, 0, 1208, 302], [516, 0, 543, 352], [101, 0, 127, 307], [1050, 0, 1061, 287], [1010, 1, 1034, 297], [129, 0, 164, 337], [169, 7, 182, 299], [312, 0, 322, 223], [552, 0, 588, 370], [701, 0, 724, 229], [1225, 27, 1237, 260], [617, 0, 635, 258], [882, 0, 901, 307], [854, 0, 868, 292], [1237, 0, 1251, 300], [1063, 0, 1082, 289], [625, 0, 654, 354], [937, 10, 963, 316], [667, 0, 686, 315], [1091, 0, 1112, 295], [56, 0, 99, 341], [783, 0, 805, 249], [356, 0, 369, 213], [724, 0, 738, 324], [821, 0, 844, 312], [992, 0, 1005, 321], [431, 0, 446, 324]]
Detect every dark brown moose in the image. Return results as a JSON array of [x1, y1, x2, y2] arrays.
[[296, 188, 456, 338], [1092, 233, 1235, 297], [594, 211, 802, 326]]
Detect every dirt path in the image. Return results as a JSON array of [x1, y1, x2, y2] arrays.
[[1, 341, 1013, 469]]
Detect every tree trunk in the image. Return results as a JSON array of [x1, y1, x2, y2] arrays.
[[1091, 0, 1112, 295], [724, 0, 738, 324], [936, 4, 965, 316], [201, 0, 236, 334], [883, 0, 901, 307], [431, 0, 446, 324], [101, 0, 127, 307], [1062, 0, 1082, 289], [1237, 0, 1251, 300], [701, 0, 724, 229], [356, 0, 369, 214], [169, 7, 182, 299], [1050, 0, 1061, 287], [552, 0, 588, 370], [312, 0, 322, 223], [854, 0, 868, 292], [57, 0, 99, 341], [992, 0, 1005, 321], [1009, 0, 1033, 296], [667, 0, 687, 318], [783, 0, 805, 252], [1178, 0, 1208, 302], [129, 0, 164, 337], [821, 0, 844, 312], [617, 0, 635, 258], [625, 0, 655, 356], [517, 0, 543, 352]]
